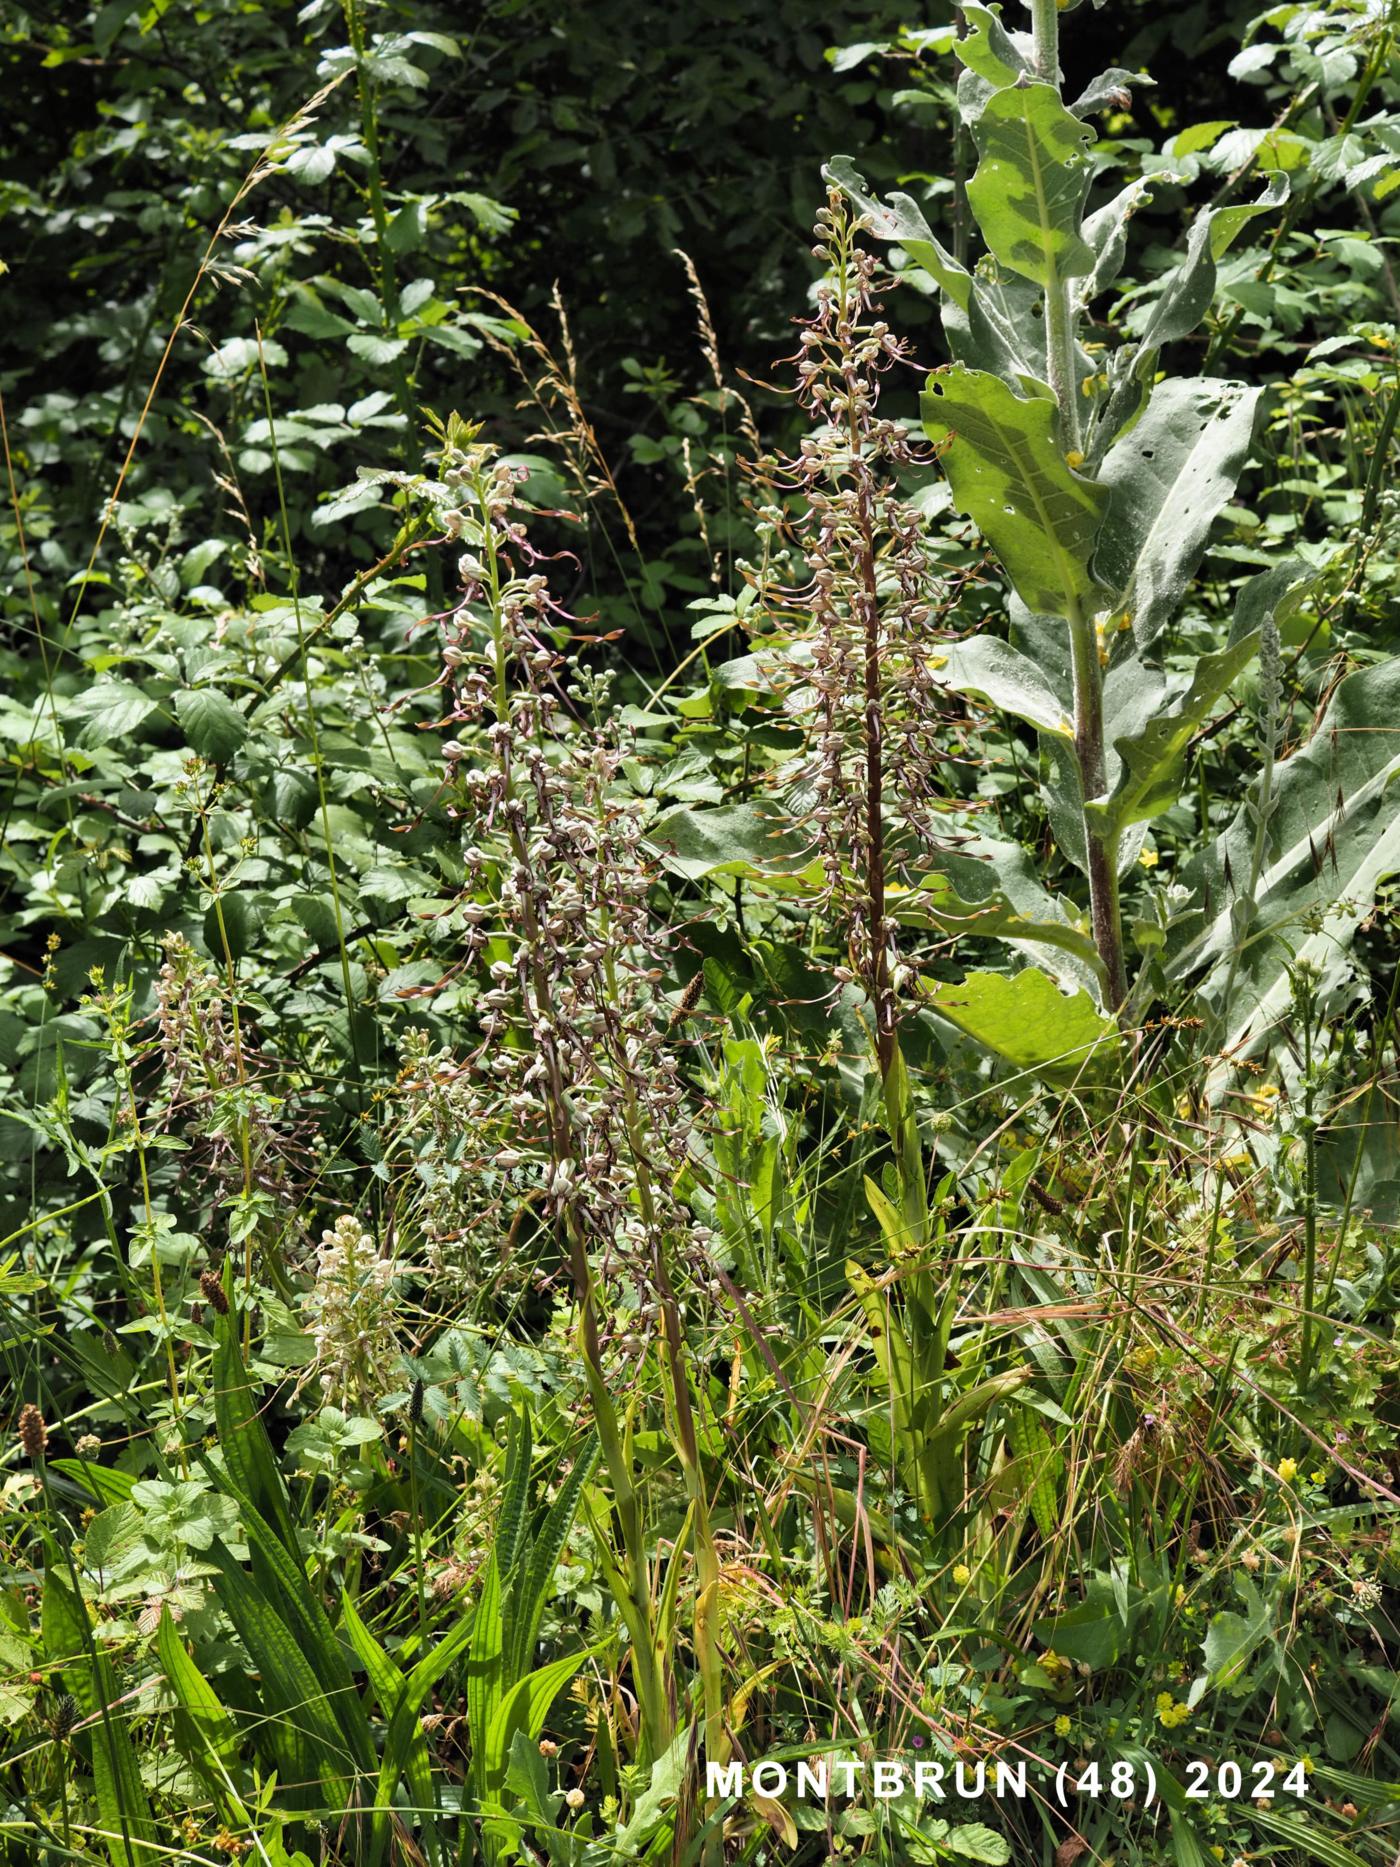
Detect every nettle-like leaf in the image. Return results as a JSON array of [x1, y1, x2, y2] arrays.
[[922, 365, 1108, 618], [1169, 657, 1400, 1067], [966, 84, 1096, 289], [1094, 377, 1263, 650]]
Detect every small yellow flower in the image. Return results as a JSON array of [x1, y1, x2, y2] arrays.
[[1210, 1849, 1225, 1862], [1139, 846, 1159, 869], [1302, 1755, 1315, 1776], [1309, 1469, 1325, 1485], [1278, 1456, 1298, 1485], [1054, 1714, 1072, 1738], [952, 1562, 971, 1586], [1066, 449, 1085, 469]]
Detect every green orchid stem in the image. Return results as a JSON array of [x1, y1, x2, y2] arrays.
[[1067, 597, 1128, 1012]]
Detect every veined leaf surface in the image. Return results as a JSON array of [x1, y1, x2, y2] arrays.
[[922, 365, 1108, 618]]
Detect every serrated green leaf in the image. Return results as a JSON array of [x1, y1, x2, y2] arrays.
[[174, 687, 249, 762]]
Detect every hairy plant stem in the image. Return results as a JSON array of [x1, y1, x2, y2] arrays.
[[1067, 596, 1127, 1011], [1031, 0, 1088, 455], [1033, 2, 1122, 1007]]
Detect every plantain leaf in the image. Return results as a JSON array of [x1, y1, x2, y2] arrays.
[[340, 1591, 441, 1867], [966, 83, 1095, 288], [206, 1541, 351, 1814], [211, 1299, 299, 1558], [507, 1439, 599, 1683], [157, 1608, 243, 1817], [923, 967, 1119, 1080], [1006, 1405, 1062, 1541], [1094, 377, 1263, 650], [481, 1647, 598, 1800], [43, 1568, 158, 1866], [922, 365, 1109, 618]]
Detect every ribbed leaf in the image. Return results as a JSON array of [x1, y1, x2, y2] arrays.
[[211, 1299, 299, 1557], [922, 365, 1108, 619], [207, 1541, 352, 1814], [340, 1592, 440, 1867], [507, 1439, 599, 1683], [42, 1569, 158, 1866], [1006, 1405, 1062, 1541], [230, 1490, 375, 1777], [157, 1607, 243, 1816], [481, 1647, 597, 1799]]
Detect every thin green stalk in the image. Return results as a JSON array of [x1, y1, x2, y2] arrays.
[[1298, 976, 1319, 1392]]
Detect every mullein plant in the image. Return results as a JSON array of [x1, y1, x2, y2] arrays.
[[402, 422, 729, 1815], [827, 0, 1399, 1095]]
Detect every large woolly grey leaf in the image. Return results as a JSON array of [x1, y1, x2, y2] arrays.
[[1091, 561, 1315, 837], [967, 83, 1096, 289], [1094, 377, 1262, 651], [922, 364, 1109, 619], [824, 156, 972, 309], [934, 635, 1073, 739], [892, 833, 1103, 999], [1167, 657, 1400, 1072]]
